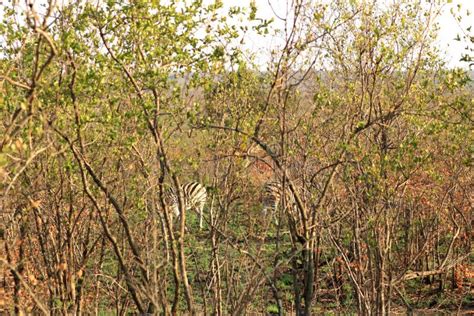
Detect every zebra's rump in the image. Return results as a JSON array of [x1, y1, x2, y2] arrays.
[[261, 179, 305, 215], [182, 182, 207, 207], [165, 182, 207, 210], [262, 181, 282, 208], [262, 180, 294, 205], [162, 182, 207, 229]]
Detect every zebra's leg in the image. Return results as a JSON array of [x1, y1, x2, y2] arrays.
[[199, 207, 203, 230], [172, 205, 180, 229], [273, 201, 279, 226], [262, 204, 278, 226], [273, 213, 279, 227], [177, 212, 190, 234], [197, 200, 204, 230], [262, 207, 268, 228], [262, 207, 279, 227]]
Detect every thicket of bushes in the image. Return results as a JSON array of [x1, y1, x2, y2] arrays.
[[1, 0, 472, 314]]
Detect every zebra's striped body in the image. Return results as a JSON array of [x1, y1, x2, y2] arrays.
[[262, 179, 306, 243], [262, 179, 302, 224], [262, 180, 295, 223], [164, 182, 207, 229], [262, 180, 284, 218]]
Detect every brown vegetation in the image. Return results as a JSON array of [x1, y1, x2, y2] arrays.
[[0, 0, 472, 315]]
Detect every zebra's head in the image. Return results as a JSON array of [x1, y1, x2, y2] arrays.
[[163, 188, 180, 218]]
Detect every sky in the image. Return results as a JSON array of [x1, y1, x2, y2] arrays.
[[1, 0, 473, 68], [241, 0, 474, 69], [435, 0, 474, 68]]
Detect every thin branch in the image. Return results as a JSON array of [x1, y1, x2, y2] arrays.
[[4, 144, 51, 197], [0, 76, 31, 90], [0, 257, 49, 315]]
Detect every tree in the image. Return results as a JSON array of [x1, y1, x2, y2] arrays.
[[1, 0, 472, 314]]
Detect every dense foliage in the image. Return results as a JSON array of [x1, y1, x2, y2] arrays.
[[1, 0, 472, 314]]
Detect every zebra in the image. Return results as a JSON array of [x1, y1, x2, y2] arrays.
[[164, 181, 207, 229], [262, 179, 305, 224], [262, 180, 284, 219], [262, 179, 307, 243], [262, 180, 297, 223]]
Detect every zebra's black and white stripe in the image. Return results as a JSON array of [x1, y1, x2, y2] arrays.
[[262, 179, 304, 224], [262, 180, 284, 218], [262, 180, 296, 222], [262, 179, 307, 243], [164, 182, 207, 229]]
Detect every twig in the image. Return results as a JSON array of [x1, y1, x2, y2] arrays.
[[0, 257, 49, 315]]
